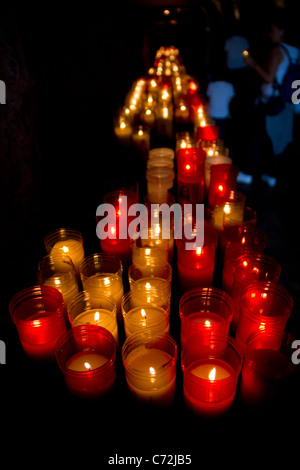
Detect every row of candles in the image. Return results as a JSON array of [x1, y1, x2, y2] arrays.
[[113, 46, 205, 148], [8, 47, 298, 417]]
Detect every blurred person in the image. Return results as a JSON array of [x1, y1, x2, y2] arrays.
[[243, 7, 294, 187]]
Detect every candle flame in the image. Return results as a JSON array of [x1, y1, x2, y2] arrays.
[[224, 204, 231, 215], [110, 226, 116, 235], [205, 320, 211, 327], [62, 245, 69, 253], [185, 164, 191, 170], [94, 311, 100, 322], [138, 129, 143, 136], [84, 362, 92, 371], [180, 105, 186, 111], [120, 121, 126, 129], [145, 109, 152, 115], [141, 308, 147, 319], [145, 248, 151, 256], [209, 367, 216, 380], [196, 247, 202, 255], [218, 184, 224, 192], [259, 322, 266, 331], [149, 366, 156, 375], [104, 277, 110, 286], [145, 282, 151, 289]]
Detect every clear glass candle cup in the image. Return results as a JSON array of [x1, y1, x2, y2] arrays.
[[128, 262, 172, 304], [121, 290, 170, 338], [37, 253, 79, 306], [179, 287, 233, 347], [240, 328, 297, 407], [9, 285, 67, 361], [181, 334, 243, 417], [79, 253, 124, 323], [146, 167, 175, 204], [131, 237, 169, 273], [236, 281, 294, 346], [67, 290, 119, 347], [55, 324, 116, 398], [212, 190, 246, 231], [230, 253, 282, 332], [148, 147, 175, 161], [44, 228, 85, 275], [122, 328, 177, 406]]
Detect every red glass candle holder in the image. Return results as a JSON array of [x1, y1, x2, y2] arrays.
[[9, 285, 67, 361], [221, 223, 268, 294], [55, 324, 116, 398], [122, 328, 177, 406], [196, 125, 219, 143], [98, 189, 139, 269], [208, 163, 239, 208], [236, 281, 293, 346], [179, 287, 233, 347], [182, 334, 243, 417], [240, 329, 297, 407], [176, 223, 219, 293], [230, 253, 282, 332], [176, 147, 206, 204]]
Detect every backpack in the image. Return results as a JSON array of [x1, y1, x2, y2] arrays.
[[279, 44, 300, 102]]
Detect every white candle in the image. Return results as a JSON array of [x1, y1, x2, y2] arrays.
[[123, 306, 169, 338], [124, 346, 175, 404], [50, 239, 85, 274], [71, 308, 119, 345], [82, 273, 124, 322], [66, 352, 108, 371]]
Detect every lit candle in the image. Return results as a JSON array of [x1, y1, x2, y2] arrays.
[[179, 287, 233, 347], [122, 330, 177, 406], [55, 325, 116, 398], [122, 306, 170, 338], [67, 352, 109, 371], [67, 291, 119, 346], [176, 224, 218, 293], [182, 335, 243, 417], [220, 223, 268, 293], [114, 119, 133, 146], [176, 147, 206, 205], [98, 190, 138, 269], [44, 228, 85, 275], [79, 253, 124, 323], [230, 253, 281, 332], [212, 190, 246, 231], [37, 254, 79, 306], [132, 125, 150, 158], [208, 164, 239, 208], [9, 286, 67, 361], [236, 281, 293, 346]]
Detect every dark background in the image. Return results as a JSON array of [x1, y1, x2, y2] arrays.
[[1, 0, 300, 467]]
